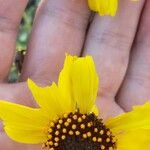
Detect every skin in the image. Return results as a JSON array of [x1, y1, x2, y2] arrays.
[[0, 0, 150, 149]]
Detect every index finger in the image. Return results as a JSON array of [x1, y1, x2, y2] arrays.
[[20, 0, 91, 83]]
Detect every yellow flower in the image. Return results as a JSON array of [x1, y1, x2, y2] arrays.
[[88, 0, 137, 16], [0, 54, 150, 149]]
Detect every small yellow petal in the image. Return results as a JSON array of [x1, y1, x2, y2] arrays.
[[28, 79, 72, 117], [88, 0, 118, 16], [91, 105, 99, 116], [0, 101, 48, 143], [57, 54, 99, 114], [116, 130, 150, 150], [70, 56, 99, 114], [58, 54, 78, 112], [88, 0, 100, 12], [106, 102, 150, 134]]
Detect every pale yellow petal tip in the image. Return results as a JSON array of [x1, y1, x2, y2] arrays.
[[27, 78, 41, 87], [64, 53, 78, 62], [91, 105, 99, 116], [64, 53, 96, 65], [65, 53, 75, 58], [27, 78, 43, 91], [27, 78, 38, 91], [27, 78, 35, 87]]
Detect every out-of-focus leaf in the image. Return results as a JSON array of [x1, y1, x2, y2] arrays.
[[9, 0, 39, 82]]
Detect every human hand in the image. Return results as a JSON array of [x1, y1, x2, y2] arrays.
[[0, 0, 149, 149]]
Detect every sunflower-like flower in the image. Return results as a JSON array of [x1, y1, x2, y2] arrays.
[[88, 0, 137, 16], [0, 54, 150, 150]]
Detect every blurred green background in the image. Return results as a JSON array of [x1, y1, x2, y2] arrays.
[[9, 0, 39, 82]]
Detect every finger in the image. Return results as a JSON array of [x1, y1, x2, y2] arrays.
[[97, 97, 124, 120], [0, 0, 28, 82], [83, 0, 145, 116], [0, 133, 40, 150], [20, 0, 91, 83], [117, 0, 150, 111], [0, 82, 40, 111]]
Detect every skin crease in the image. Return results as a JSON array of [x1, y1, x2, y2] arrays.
[[0, 0, 150, 149]]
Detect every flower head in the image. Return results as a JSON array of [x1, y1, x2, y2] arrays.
[[0, 54, 150, 150], [88, 0, 138, 16]]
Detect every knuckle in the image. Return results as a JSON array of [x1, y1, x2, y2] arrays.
[[41, 4, 90, 31], [90, 30, 133, 50]]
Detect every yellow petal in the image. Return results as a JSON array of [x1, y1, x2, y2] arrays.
[[88, 0, 100, 12], [70, 56, 99, 114], [5, 126, 47, 144], [116, 130, 150, 150], [0, 101, 49, 143], [91, 105, 99, 116], [28, 79, 72, 117], [88, 0, 118, 16], [106, 102, 150, 134], [58, 54, 78, 112]]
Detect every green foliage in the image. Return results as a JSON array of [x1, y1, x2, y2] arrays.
[[9, 0, 39, 82], [17, 0, 39, 51]]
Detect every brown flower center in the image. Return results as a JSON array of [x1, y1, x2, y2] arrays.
[[43, 112, 116, 150]]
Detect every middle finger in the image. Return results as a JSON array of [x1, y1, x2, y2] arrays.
[[117, 0, 150, 111], [83, 0, 145, 118], [20, 0, 91, 83]]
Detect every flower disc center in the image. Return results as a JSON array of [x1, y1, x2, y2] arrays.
[[43, 113, 116, 150]]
